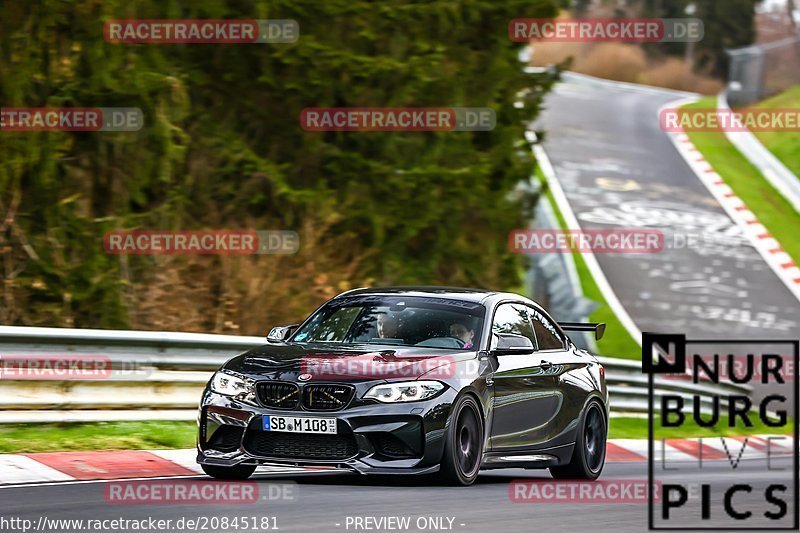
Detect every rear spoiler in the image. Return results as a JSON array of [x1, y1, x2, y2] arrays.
[[559, 322, 606, 341]]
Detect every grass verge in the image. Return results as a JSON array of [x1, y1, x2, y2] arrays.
[[752, 86, 800, 177], [0, 421, 196, 454], [683, 97, 800, 266]]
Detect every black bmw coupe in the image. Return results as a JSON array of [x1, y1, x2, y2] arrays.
[[197, 287, 608, 485]]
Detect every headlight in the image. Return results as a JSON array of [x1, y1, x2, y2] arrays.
[[210, 370, 255, 402], [364, 380, 446, 403]]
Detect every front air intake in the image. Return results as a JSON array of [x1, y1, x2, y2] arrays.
[[257, 382, 300, 409], [302, 384, 354, 411]]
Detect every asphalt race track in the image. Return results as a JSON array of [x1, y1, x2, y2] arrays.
[[537, 73, 800, 341], [0, 459, 796, 532]]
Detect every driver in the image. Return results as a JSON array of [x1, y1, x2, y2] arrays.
[[449, 323, 475, 348], [377, 313, 400, 338]]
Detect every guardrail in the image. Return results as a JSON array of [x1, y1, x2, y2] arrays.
[[0, 326, 750, 423]]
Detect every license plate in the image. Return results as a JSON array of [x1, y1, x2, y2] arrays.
[[262, 415, 337, 434]]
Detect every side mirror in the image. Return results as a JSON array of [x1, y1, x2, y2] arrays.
[[491, 333, 534, 356], [267, 324, 299, 342]]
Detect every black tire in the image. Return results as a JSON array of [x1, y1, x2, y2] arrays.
[[201, 463, 257, 480], [437, 394, 484, 486], [550, 399, 606, 480]]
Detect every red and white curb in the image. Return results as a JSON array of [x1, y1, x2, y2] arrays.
[[0, 436, 793, 486], [606, 435, 795, 462], [661, 97, 800, 303]]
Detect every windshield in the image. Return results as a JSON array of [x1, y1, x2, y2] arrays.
[[291, 295, 485, 350]]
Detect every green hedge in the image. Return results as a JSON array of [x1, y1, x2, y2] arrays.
[[0, 0, 559, 330]]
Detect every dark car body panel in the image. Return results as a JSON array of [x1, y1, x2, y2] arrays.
[[197, 287, 608, 474]]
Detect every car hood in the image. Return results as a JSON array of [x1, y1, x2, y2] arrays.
[[224, 341, 477, 383]]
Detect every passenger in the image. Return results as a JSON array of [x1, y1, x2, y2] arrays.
[[450, 323, 475, 348]]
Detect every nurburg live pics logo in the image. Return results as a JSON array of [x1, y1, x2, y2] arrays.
[[643, 332, 799, 530]]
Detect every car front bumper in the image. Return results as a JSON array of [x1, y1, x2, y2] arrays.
[[196, 387, 456, 475]]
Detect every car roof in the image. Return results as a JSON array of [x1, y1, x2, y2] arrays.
[[333, 286, 535, 306]]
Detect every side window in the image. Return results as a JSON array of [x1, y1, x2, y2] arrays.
[[529, 308, 564, 350], [492, 304, 537, 348]]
